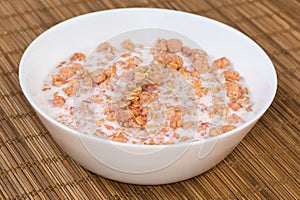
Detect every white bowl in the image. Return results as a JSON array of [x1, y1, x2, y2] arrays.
[[19, 8, 277, 185]]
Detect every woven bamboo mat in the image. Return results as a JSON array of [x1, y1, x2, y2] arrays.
[[0, 0, 299, 199]]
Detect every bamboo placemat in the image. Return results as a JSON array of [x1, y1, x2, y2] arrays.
[[0, 0, 299, 199]]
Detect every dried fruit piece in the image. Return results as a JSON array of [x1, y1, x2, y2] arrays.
[[209, 104, 228, 118], [104, 124, 114, 130], [239, 96, 250, 105], [52, 95, 66, 106], [70, 52, 86, 61], [164, 55, 183, 70], [154, 38, 168, 52], [213, 57, 230, 69], [112, 133, 128, 143], [222, 125, 236, 133], [170, 113, 182, 129], [52, 75, 66, 87], [135, 115, 147, 126], [97, 42, 113, 52], [195, 87, 208, 97], [226, 114, 243, 124], [71, 63, 83, 72], [90, 68, 110, 85], [97, 119, 105, 126], [224, 70, 240, 81], [167, 39, 183, 53], [191, 80, 202, 89], [59, 66, 75, 80], [228, 102, 242, 111], [62, 79, 79, 97], [106, 112, 116, 122], [111, 64, 117, 75], [121, 39, 135, 51], [182, 121, 195, 130], [225, 82, 243, 100], [190, 49, 209, 73], [121, 56, 143, 69], [209, 127, 222, 137], [246, 105, 253, 112], [181, 46, 192, 56]]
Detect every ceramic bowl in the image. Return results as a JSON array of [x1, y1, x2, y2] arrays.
[[19, 8, 277, 184]]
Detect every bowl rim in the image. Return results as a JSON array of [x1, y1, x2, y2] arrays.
[[19, 7, 277, 148]]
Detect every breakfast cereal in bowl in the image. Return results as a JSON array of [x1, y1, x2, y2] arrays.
[[41, 29, 254, 145]]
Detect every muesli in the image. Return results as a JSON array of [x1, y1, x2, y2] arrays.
[[41, 38, 253, 145]]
